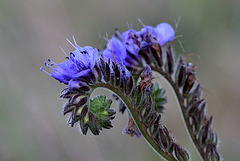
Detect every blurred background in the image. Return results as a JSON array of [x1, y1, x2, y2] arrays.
[[0, 0, 240, 160]]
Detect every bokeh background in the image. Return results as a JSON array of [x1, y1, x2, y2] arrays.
[[1, 0, 240, 160]]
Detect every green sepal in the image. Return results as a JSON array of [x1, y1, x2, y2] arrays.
[[82, 95, 116, 135], [151, 83, 167, 113]]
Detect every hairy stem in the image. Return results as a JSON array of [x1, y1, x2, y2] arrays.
[[91, 82, 177, 161], [151, 66, 205, 160]]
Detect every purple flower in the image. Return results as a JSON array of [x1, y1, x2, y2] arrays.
[[155, 23, 175, 46], [41, 43, 98, 91], [121, 29, 142, 70], [122, 29, 140, 56], [102, 36, 131, 77], [138, 25, 158, 49], [102, 36, 126, 63], [50, 60, 80, 84], [71, 45, 98, 70], [122, 23, 175, 52]]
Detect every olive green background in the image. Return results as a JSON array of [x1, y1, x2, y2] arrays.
[[1, 0, 239, 160]]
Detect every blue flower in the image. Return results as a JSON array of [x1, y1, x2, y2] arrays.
[[122, 29, 141, 56], [138, 25, 158, 49], [71, 45, 98, 70], [121, 29, 142, 71], [122, 23, 175, 50], [102, 36, 132, 77], [41, 43, 98, 91], [102, 36, 126, 63], [101, 22, 175, 74], [155, 23, 175, 46], [51, 60, 80, 84]]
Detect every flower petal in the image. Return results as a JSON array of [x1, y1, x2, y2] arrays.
[[102, 36, 126, 63], [51, 60, 80, 84], [155, 23, 175, 46], [122, 29, 140, 56], [89, 48, 99, 69]]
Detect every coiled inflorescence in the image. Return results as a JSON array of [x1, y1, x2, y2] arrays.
[[41, 21, 220, 161]]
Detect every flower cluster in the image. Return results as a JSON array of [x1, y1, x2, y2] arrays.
[[102, 23, 175, 71], [41, 45, 98, 91], [41, 22, 175, 91], [41, 21, 220, 161]]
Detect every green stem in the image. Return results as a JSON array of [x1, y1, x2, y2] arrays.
[[91, 82, 177, 161], [151, 66, 205, 160]]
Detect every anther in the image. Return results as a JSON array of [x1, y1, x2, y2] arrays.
[[40, 67, 51, 76], [47, 59, 58, 65], [70, 52, 75, 57], [81, 51, 87, 54], [44, 62, 54, 70]]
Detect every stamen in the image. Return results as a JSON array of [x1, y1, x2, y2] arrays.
[[175, 16, 181, 33], [115, 29, 122, 38], [98, 32, 103, 58], [138, 17, 145, 27], [70, 52, 75, 57], [48, 65, 54, 70], [81, 51, 87, 54], [178, 40, 186, 53], [44, 62, 55, 70], [126, 22, 130, 30], [68, 50, 74, 60], [173, 35, 183, 41], [66, 37, 76, 49], [129, 31, 139, 43], [105, 33, 116, 63], [72, 35, 77, 46], [40, 67, 51, 76], [59, 46, 69, 57], [47, 59, 58, 65]]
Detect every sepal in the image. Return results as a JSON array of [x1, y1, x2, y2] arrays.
[[151, 82, 167, 113], [84, 95, 116, 135], [174, 143, 190, 161]]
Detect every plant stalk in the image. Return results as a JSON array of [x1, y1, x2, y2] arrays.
[[151, 66, 205, 160], [91, 82, 177, 161]]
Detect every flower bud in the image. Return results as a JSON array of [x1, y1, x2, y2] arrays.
[[122, 117, 141, 138], [205, 143, 220, 161], [174, 143, 190, 161], [175, 55, 187, 87]]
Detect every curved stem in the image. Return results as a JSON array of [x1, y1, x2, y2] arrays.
[[150, 66, 205, 160], [91, 82, 177, 161]]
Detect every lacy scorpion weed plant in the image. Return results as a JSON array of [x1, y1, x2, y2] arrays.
[[41, 21, 221, 161]]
